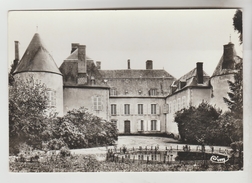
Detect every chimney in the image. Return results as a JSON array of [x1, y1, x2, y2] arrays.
[[78, 45, 86, 74], [196, 62, 203, 84], [146, 60, 153, 69], [127, 59, 131, 69], [96, 61, 101, 69], [222, 43, 235, 69], [14, 41, 19, 60], [71, 43, 79, 53]]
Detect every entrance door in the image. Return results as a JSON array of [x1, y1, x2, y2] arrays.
[[124, 121, 131, 134]]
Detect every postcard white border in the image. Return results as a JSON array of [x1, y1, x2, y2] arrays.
[[1, 0, 252, 183]]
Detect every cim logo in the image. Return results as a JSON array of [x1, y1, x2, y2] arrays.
[[210, 155, 229, 163]]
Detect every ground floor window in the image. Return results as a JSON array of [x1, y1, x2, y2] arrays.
[[141, 120, 144, 131], [151, 120, 157, 131]]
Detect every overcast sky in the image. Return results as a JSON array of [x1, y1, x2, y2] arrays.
[[8, 9, 242, 79]]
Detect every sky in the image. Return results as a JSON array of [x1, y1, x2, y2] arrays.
[[8, 9, 242, 79]]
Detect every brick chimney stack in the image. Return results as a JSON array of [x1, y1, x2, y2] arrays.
[[71, 43, 79, 53], [127, 59, 131, 69], [196, 62, 203, 84], [15, 41, 19, 60], [146, 60, 153, 70], [78, 45, 86, 74]]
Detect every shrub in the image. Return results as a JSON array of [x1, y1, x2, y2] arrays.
[[59, 146, 71, 157]]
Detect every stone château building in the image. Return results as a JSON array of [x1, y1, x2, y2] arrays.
[[12, 33, 242, 136]]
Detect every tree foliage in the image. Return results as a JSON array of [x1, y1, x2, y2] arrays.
[[54, 107, 118, 149], [223, 61, 243, 119], [233, 9, 243, 44], [175, 101, 223, 145], [9, 76, 51, 154]]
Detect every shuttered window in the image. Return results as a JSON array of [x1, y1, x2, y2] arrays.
[[151, 104, 157, 114], [111, 104, 116, 115], [124, 104, 130, 115], [182, 96, 186, 108], [151, 120, 157, 131], [138, 104, 143, 115], [46, 90, 56, 107], [141, 120, 144, 131], [93, 96, 102, 111]]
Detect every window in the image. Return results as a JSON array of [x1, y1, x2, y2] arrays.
[[151, 120, 157, 131], [110, 88, 117, 96], [138, 104, 143, 115], [90, 76, 95, 85], [46, 90, 56, 107], [173, 100, 176, 112], [124, 104, 130, 115], [111, 104, 116, 115], [141, 120, 144, 131], [151, 104, 157, 114], [182, 96, 186, 108], [169, 103, 172, 113], [178, 98, 181, 110], [93, 96, 102, 111], [149, 89, 157, 96]]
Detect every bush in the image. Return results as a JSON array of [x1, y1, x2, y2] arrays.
[[53, 107, 118, 149], [59, 146, 71, 157], [175, 101, 223, 145]]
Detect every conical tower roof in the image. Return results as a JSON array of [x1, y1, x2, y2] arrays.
[[13, 33, 61, 75]]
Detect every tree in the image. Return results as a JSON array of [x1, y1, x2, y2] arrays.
[[233, 9, 243, 44], [9, 75, 51, 154], [223, 61, 243, 119], [175, 101, 223, 145]]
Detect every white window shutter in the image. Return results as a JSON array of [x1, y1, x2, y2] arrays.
[[143, 104, 147, 114], [121, 104, 124, 115], [91, 96, 94, 111], [157, 120, 161, 131], [136, 104, 139, 115], [131, 104, 134, 115], [156, 104, 160, 115], [144, 120, 147, 131], [148, 120, 151, 131], [147, 104, 151, 114]]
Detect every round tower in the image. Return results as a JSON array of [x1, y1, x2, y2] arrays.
[[210, 42, 242, 111], [13, 33, 63, 116]]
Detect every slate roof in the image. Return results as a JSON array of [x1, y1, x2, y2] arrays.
[[212, 56, 241, 77], [99, 69, 174, 79], [14, 33, 61, 75], [59, 48, 106, 87], [100, 69, 176, 97], [65, 48, 92, 60], [171, 67, 211, 94]]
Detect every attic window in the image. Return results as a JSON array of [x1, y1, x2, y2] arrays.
[[90, 76, 95, 85], [125, 90, 128, 95], [149, 89, 157, 96], [179, 81, 186, 89], [110, 88, 117, 96], [138, 90, 142, 94]]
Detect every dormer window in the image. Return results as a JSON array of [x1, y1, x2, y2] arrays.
[[90, 76, 95, 85], [125, 90, 128, 95], [110, 88, 117, 96], [149, 88, 157, 96], [138, 90, 142, 94]]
